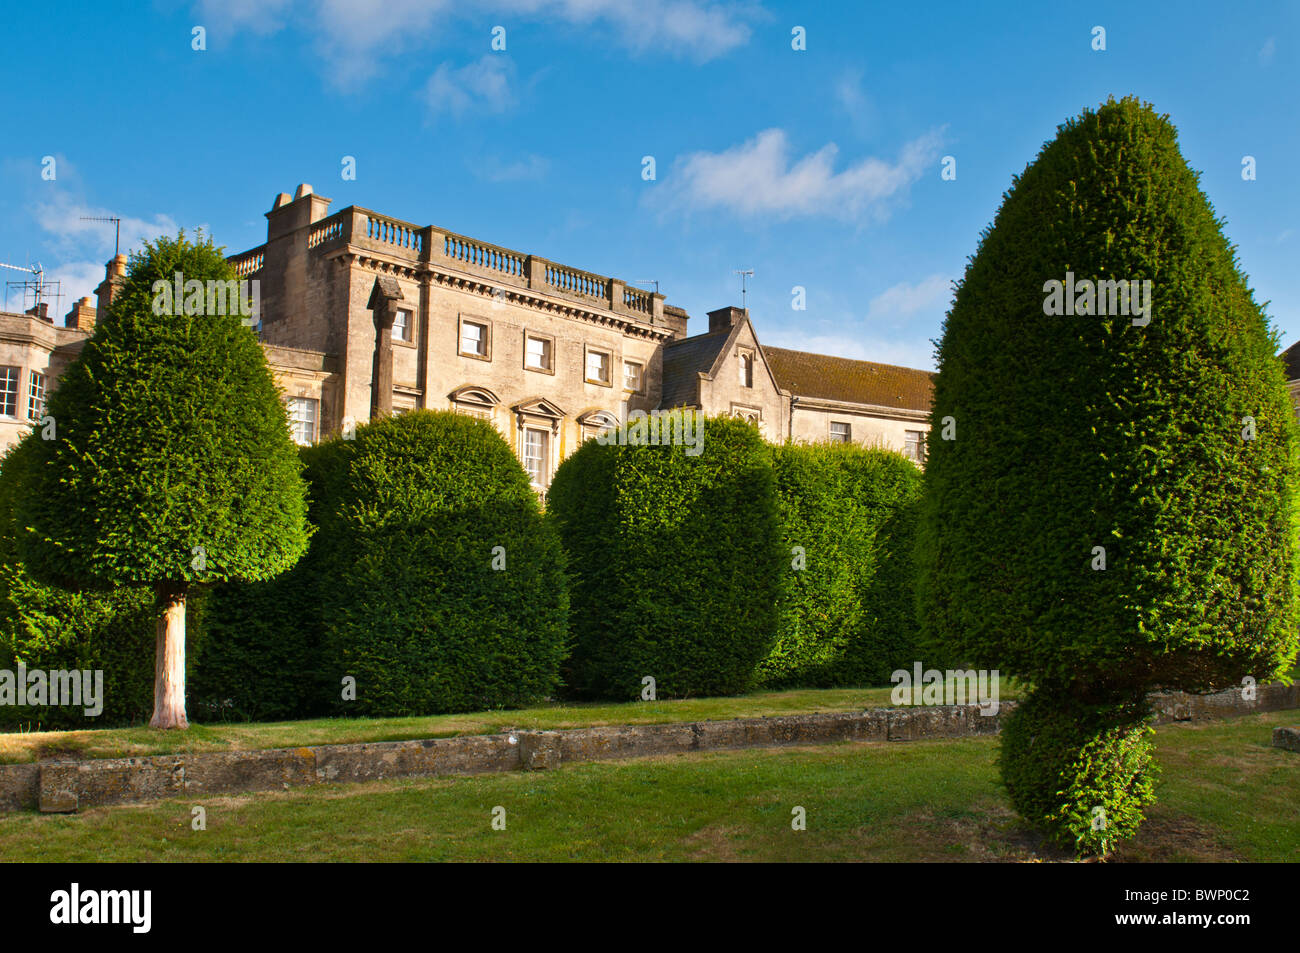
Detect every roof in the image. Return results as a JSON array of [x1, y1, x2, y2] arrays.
[[1281, 341, 1300, 382], [764, 346, 934, 412], [660, 329, 732, 407]]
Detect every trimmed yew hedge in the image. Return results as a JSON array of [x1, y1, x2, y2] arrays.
[[196, 411, 569, 719], [548, 413, 783, 700], [759, 442, 924, 688], [0, 437, 158, 730]]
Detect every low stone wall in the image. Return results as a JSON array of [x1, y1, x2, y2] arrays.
[[1, 681, 1294, 814]]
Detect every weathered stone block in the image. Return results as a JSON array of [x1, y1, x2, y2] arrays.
[[0, 764, 40, 812], [1272, 726, 1300, 753], [517, 731, 563, 770]]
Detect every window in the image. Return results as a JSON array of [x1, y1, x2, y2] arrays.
[[624, 361, 644, 393], [27, 370, 46, 421], [524, 333, 553, 372], [585, 348, 611, 385], [287, 396, 319, 446], [392, 309, 412, 342], [739, 351, 754, 387], [905, 430, 927, 463], [459, 318, 490, 359], [0, 367, 18, 418], [830, 421, 851, 444], [523, 428, 549, 488]]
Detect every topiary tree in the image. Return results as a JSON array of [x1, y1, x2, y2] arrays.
[[14, 232, 310, 729], [915, 97, 1300, 854], [548, 412, 783, 699], [760, 442, 924, 688]]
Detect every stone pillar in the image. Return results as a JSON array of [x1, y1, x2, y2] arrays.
[[525, 255, 549, 291], [367, 277, 404, 420]]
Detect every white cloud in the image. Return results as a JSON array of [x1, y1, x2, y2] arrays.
[[425, 56, 517, 117], [34, 194, 180, 261], [313, 0, 447, 87], [193, 0, 753, 87], [195, 0, 294, 38], [1259, 37, 1276, 66], [20, 192, 185, 322], [472, 153, 551, 182], [652, 127, 945, 222], [866, 274, 951, 325], [834, 68, 876, 134], [509, 0, 753, 61]]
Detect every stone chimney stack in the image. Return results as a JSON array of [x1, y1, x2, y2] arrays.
[[25, 302, 51, 323], [265, 183, 333, 242], [95, 254, 128, 315], [66, 296, 97, 330], [707, 305, 748, 334]]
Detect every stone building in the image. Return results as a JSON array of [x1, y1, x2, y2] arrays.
[[0, 184, 940, 485]]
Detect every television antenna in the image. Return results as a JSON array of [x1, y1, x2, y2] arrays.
[[733, 269, 754, 309], [0, 260, 62, 316], [635, 279, 660, 294], [80, 216, 123, 256]]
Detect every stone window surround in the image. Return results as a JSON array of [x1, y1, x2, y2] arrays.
[[458, 314, 492, 362], [522, 329, 556, 375], [738, 347, 755, 388], [0, 366, 19, 420], [623, 359, 645, 395], [584, 344, 613, 387], [392, 307, 417, 348]]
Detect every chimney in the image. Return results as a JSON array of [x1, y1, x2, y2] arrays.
[[265, 183, 332, 242], [707, 305, 747, 334], [25, 302, 51, 323], [95, 254, 128, 315], [66, 296, 97, 330]]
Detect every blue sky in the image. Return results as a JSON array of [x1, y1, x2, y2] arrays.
[[2, 1, 1297, 369]]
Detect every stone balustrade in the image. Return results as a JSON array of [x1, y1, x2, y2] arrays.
[[296, 206, 664, 322]]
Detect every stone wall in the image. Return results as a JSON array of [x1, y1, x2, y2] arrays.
[[3, 680, 1294, 814]]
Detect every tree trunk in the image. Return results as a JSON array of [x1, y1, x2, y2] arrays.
[[149, 583, 189, 729]]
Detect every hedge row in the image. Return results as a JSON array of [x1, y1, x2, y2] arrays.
[[0, 439, 159, 730], [760, 442, 924, 688], [2, 409, 929, 727], [548, 412, 784, 699], [548, 414, 927, 699], [192, 410, 569, 719]]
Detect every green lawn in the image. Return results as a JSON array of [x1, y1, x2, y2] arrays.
[[0, 684, 1026, 765], [1, 710, 1293, 862]]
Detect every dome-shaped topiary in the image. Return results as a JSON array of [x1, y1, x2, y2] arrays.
[[548, 412, 783, 699], [311, 411, 568, 716]]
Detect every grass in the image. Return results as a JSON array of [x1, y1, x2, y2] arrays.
[[0, 683, 1025, 765], [0, 710, 1293, 862]]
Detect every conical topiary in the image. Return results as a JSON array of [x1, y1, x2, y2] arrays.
[[915, 97, 1300, 853]]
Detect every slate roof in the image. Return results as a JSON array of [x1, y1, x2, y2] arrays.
[[1281, 341, 1300, 382], [660, 330, 733, 408], [764, 346, 934, 412]]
